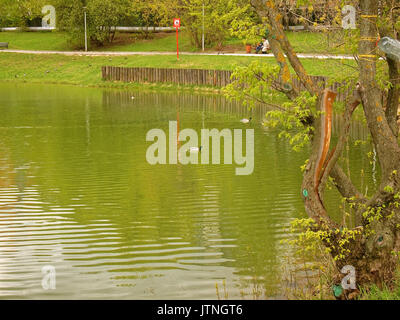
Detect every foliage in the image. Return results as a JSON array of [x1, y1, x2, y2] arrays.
[[264, 92, 317, 151], [0, 0, 48, 27], [131, 0, 177, 29], [286, 218, 363, 262], [1, 0, 259, 50], [229, 8, 264, 46], [54, 0, 136, 48], [224, 60, 282, 106], [179, 0, 254, 49], [53, 0, 85, 48], [86, 0, 134, 45], [230, 22, 264, 46]]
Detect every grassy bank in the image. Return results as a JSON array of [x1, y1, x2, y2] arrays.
[[0, 31, 70, 51], [0, 52, 356, 89], [0, 30, 350, 54]]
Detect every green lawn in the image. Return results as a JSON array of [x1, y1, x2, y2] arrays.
[[286, 31, 349, 54], [0, 31, 197, 52], [0, 52, 356, 89], [0, 30, 352, 54], [102, 31, 196, 52], [0, 31, 71, 51]]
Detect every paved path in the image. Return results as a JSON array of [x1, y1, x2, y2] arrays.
[[0, 49, 355, 60]]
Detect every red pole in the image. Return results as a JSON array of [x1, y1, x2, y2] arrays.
[[176, 27, 179, 60]]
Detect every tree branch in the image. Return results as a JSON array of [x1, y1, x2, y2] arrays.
[[359, 0, 400, 179], [385, 57, 400, 138], [320, 87, 362, 195], [330, 165, 365, 202], [377, 7, 400, 138], [264, 0, 320, 96], [268, 38, 299, 100], [250, 0, 299, 100]]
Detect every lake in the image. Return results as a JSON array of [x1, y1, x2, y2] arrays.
[[0, 83, 375, 299]]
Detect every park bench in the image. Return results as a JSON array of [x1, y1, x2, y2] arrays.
[[0, 42, 9, 49]]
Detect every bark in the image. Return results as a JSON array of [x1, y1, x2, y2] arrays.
[[385, 58, 400, 138], [358, 0, 400, 179]]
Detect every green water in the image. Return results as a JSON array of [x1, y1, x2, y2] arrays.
[[0, 83, 375, 299]]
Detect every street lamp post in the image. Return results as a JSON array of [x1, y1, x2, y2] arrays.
[[84, 7, 88, 52], [202, 3, 205, 52]]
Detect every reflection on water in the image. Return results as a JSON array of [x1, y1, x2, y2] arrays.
[[0, 83, 375, 299]]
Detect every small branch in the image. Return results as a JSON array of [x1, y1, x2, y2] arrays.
[[330, 165, 365, 203], [287, 9, 316, 25], [250, 68, 298, 100], [240, 91, 286, 111]]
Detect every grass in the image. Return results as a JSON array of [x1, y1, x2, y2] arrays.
[[0, 30, 352, 55], [0, 52, 357, 90], [286, 31, 349, 55], [358, 272, 400, 300], [359, 284, 400, 300], [0, 30, 357, 93], [0, 31, 71, 51], [0, 30, 198, 52], [102, 31, 196, 52]]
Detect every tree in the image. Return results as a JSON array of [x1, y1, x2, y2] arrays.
[[226, 0, 400, 295], [129, 0, 178, 38], [55, 0, 135, 48], [0, 0, 47, 27], [273, 0, 340, 28], [178, 0, 255, 50]]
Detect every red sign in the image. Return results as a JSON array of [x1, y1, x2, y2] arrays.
[[173, 18, 181, 28], [174, 19, 181, 60]]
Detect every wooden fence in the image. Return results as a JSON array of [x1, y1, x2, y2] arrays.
[[101, 66, 353, 103], [102, 66, 232, 87]]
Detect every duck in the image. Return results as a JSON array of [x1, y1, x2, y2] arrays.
[[190, 146, 203, 153], [240, 117, 252, 124]]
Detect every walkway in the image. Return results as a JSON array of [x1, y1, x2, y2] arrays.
[[0, 49, 355, 60]]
